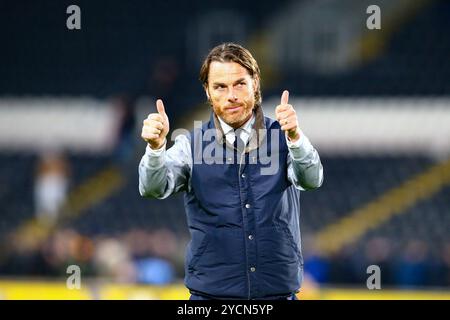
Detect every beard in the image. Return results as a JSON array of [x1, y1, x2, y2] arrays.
[[210, 98, 255, 129]]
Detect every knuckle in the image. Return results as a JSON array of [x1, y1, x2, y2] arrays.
[[149, 121, 161, 129], [148, 113, 162, 121]]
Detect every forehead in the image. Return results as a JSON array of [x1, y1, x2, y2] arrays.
[[208, 61, 252, 83]]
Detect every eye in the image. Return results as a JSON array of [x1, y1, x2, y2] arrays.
[[214, 85, 226, 90]]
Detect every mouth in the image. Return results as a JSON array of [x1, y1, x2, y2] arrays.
[[225, 105, 242, 112]]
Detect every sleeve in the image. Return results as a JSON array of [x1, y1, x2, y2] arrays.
[[138, 134, 192, 199], [286, 130, 324, 191]]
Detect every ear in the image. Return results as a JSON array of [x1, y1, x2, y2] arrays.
[[253, 76, 259, 91], [204, 85, 211, 100], [253, 76, 260, 103]]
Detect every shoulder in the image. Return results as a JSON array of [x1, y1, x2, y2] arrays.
[[262, 116, 289, 151]]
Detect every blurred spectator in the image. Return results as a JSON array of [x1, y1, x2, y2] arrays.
[[93, 237, 137, 283], [123, 228, 177, 284], [34, 152, 70, 224], [40, 228, 96, 277], [394, 240, 431, 287], [147, 228, 178, 261], [149, 57, 179, 98], [0, 228, 96, 278], [441, 242, 450, 287], [145, 56, 182, 123], [134, 258, 175, 285], [363, 236, 394, 286], [429, 242, 450, 287], [112, 95, 137, 164], [0, 231, 47, 276], [303, 234, 330, 284], [328, 243, 361, 285]]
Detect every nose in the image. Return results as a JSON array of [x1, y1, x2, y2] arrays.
[[227, 88, 238, 102]]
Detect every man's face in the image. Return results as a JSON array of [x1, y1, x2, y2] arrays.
[[205, 61, 257, 129]]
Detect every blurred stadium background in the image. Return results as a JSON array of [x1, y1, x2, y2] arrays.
[[0, 0, 449, 299]]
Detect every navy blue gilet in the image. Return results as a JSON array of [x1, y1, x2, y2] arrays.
[[184, 109, 303, 299]]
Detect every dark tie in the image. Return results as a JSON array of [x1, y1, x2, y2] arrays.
[[233, 129, 247, 153]]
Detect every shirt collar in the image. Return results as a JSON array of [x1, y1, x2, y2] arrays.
[[217, 113, 255, 136]]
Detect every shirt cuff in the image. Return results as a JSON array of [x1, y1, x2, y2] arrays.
[[142, 141, 166, 169], [285, 130, 313, 160]]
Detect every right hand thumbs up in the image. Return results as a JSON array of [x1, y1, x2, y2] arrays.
[[141, 99, 170, 150]]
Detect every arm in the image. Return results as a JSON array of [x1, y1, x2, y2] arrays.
[[286, 130, 324, 190], [139, 98, 191, 199], [139, 135, 192, 199], [275, 90, 323, 190]]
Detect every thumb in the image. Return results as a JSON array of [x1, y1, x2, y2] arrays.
[[156, 99, 166, 116], [281, 90, 289, 105]]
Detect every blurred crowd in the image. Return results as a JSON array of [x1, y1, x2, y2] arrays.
[[303, 235, 450, 289], [1, 224, 449, 289], [0, 227, 186, 285]]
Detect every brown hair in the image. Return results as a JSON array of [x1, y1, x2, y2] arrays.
[[199, 42, 262, 108]]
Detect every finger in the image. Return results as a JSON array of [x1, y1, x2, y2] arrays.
[[143, 119, 164, 130], [141, 132, 154, 140], [156, 99, 166, 116], [152, 121, 164, 131], [145, 127, 161, 135], [147, 113, 164, 122], [281, 122, 297, 132], [277, 109, 295, 121], [281, 90, 289, 105], [275, 104, 293, 115], [280, 115, 297, 127], [144, 127, 162, 136], [142, 131, 160, 141], [147, 134, 160, 140], [275, 105, 288, 114]]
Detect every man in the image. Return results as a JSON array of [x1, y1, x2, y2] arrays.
[[139, 43, 323, 300]]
